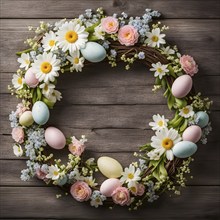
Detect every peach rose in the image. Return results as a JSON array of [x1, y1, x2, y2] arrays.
[[101, 16, 119, 34], [137, 183, 145, 196], [180, 55, 198, 76], [36, 168, 47, 180], [70, 181, 92, 202], [68, 137, 85, 156], [111, 186, 131, 206], [118, 25, 139, 46], [12, 127, 24, 144]]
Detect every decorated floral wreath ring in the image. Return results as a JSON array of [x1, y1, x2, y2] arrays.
[[9, 8, 213, 210]]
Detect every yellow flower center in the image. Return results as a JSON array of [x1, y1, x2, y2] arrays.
[[49, 40, 55, 46], [128, 173, 134, 179], [25, 59, 30, 65], [130, 186, 137, 193], [53, 171, 59, 176], [41, 62, 52, 74], [70, 145, 76, 151], [183, 107, 190, 114], [44, 84, 48, 91], [152, 35, 159, 42], [162, 138, 174, 150], [157, 120, 164, 127], [157, 67, 163, 73], [74, 57, 79, 64], [95, 198, 101, 203], [65, 31, 78, 43], [17, 77, 23, 85]]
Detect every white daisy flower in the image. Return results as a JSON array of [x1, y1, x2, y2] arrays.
[[12, 74, 25, 90], [145, 28, 166, 48], [42, 31, 58, 52], [46, 165, 60, 180], [83, 176, 98, 187], [128, 181, 138, 195], [13, 145, 23, 157], [39, 83, 55, 97], [149, 114, 169, 131], [45, 89, 62, 103], [67, 51, 85, 72], [57, 21, 89, 54], [90, 190, 106, 208], [17, 53, 31, 70], [148, 128, 182, 161], [150, 62, 169, 79], [120, 164, 141, 186], [32, 52, 60, 83], [162, 46, 175, 55], [94, 24, 105, 40], [179, 105, 194, 118]]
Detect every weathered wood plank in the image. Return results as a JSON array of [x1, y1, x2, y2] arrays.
[[0, 19, 219, 75], [0, 186, 219, 219], [1, 0, 220, 19]]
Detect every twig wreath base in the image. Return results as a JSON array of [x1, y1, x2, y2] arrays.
[[9, 8, 213, 210]]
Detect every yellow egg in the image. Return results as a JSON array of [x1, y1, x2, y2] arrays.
[[19, 111, 34, 127], [97, 156, 123, 178]]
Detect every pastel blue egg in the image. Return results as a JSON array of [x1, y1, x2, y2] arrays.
[[32, 101, 50, 125], [173, 141, 197, 158], [57, 175, 67, 186], [195, 111, 209, 128], [81, 42, 106, 62]]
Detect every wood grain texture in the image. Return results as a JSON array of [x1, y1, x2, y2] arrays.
[[1, 0, 220, 18], [0, 186, 219, 219], [0, 0, 220, 219]]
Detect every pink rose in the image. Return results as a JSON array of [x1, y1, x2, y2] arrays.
[[12, 127, 24, 144], [118, 25, 139, 46], [70, 181, 92, 202], [101, 16, 119, 34], [15, 103, 28, 117], [36, 168, 47, 180], [180, 55, 198, 76], [137, 183, 145, 196], [111, 186, 131, 206], [68, 137, 85, 156]]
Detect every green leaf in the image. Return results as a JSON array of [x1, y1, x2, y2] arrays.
[[180, 118, 188, 132], [167, 94, 175, 110], [161, 78, 166, 89], [139, 143, 152, 151]]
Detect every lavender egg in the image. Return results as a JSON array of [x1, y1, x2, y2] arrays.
[[182, 125, 202, 143], [45, 127, 66, 150], [171, 75, 193, 98], [100, 178, 121, 197], [25, 68, 39, 88]]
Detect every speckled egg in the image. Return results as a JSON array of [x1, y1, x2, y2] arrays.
[[32, 101, 50, 125], [97, 156, 123, 178], [195, 111, 209, 128], [173, 141, 197, 158], [171, 75, 193, 98], [182, 125, 202, 143], [25, 68, 39, 88], [19, 111, 34, 127], [45, 127, 66, 150], [81, 42, 106, 62], [100, 178, 121, 197]]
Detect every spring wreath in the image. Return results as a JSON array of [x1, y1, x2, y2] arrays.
[[9, 8, 213, 210]]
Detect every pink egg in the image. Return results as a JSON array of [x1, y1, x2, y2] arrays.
[[25, 68, 39, 88], [171, 75, 193, 98], [182, 125, 202, 143], [100, 178, 121, 197], [45, 127, 66, 149]]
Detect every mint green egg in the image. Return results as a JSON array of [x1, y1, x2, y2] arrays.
[[173, 141, 197, 158], [32, 101, 50, 125], [81, 42, 106, 63], [195, 111, 209, 128]]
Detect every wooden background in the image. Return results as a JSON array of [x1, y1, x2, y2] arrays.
[[0, 0, 220, 219]]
